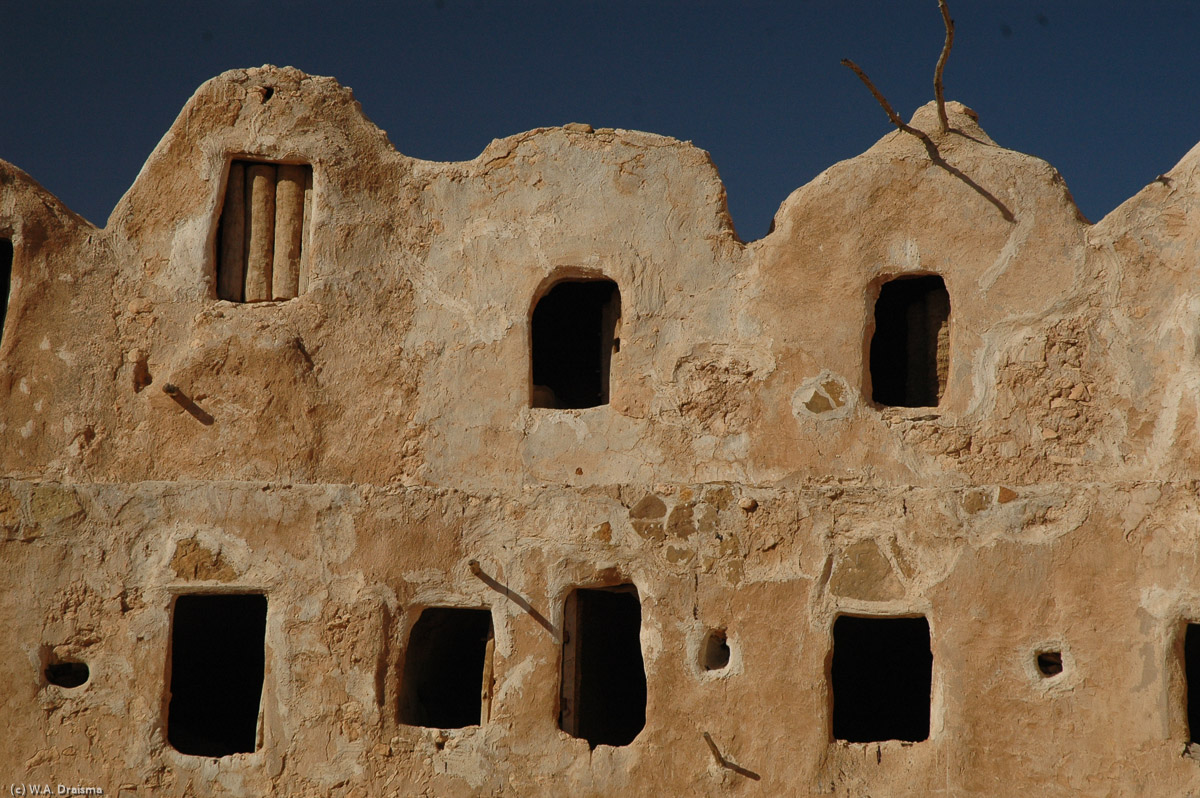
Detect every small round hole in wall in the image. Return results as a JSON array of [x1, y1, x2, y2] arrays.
[[1036, 651, 1063, 677], [45, 660, 89, 688], [702, 629, 731, 671]]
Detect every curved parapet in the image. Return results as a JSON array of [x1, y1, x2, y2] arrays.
[[0, 69, 1190, 493], [1089, 138, 1200, 481]]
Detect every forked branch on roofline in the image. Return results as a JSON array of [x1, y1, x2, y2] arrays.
[[935, 0, 954, 133], [842, 0, 955, 136]]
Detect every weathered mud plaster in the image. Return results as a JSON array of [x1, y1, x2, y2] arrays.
[[3, 65, 1200, 796]]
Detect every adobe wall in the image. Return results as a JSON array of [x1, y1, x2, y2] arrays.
[[2, 65, 1200, 796]]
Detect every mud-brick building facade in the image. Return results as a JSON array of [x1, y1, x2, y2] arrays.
[[3, 66, 1200, 796]]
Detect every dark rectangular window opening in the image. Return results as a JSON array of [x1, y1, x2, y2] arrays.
[[1186, 623, 1200, 743], [216, 160, 312, 303], [398, 607, 494, 729], [831, 615, 932, 743], [559, 584, 646, 748], [869, 275, 950, 407], [167, 593, 267, 757], [0, 237, 12, 346], [531, 278, 621, 409]]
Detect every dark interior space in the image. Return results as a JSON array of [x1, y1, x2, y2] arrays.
[[0, 238, 12, 344], [560, 585, 646, 748], [531, 279, 620, 409], [1187, 624, 1200, 742], [45, 659, 89, 688], [168, 593, 267, 757], [1036, 651, 1063, 677], [702, 629, 731, 671], [398, 607, 493, 729], [869, 275, 950, 407], [831, 615, 932, 743]]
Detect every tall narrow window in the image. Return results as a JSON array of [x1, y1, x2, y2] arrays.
[[167, 594, 267, 757], [0, 238, 12, 345], [831, 615, 932, 743], [531, 278, 621, 409], [216, 160, 312, 302], [869, 275, 950, 407], [1186, 624, 1200, 743], [398, 607, 495, 729], [560, 585, 646, 748]]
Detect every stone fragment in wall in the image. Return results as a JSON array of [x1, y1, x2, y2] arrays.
[[0, 486, 19, 536], [829, 540, 905, 601], [696, 502, 720, 533], [30, 484, 84, 528], [962, 489, 992, 514], [667, 501, 698, 538], [629, 494, 667, 540], [792, 372, 853, 421], [664, 545, 693, 565], [170, 538, 237, 582], [633, 521, 665, 542], [629, 494, 666, 519]]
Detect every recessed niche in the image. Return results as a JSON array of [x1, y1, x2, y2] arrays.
[[398, 607, 494, 729], [869, 275, 950, 407], [0, 237, 12, 345], [167, 593, 267, 757], [45, 658, 89, 688], [701, 629, 731, 672], [216, 160, 312, 302], [560, 584, 646, 748], [831, 615, 932, 743], [1036, 651, 1063, 677], [531, 278, 621, 409]]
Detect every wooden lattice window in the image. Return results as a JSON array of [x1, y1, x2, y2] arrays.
[[216, 160, 312, 302]]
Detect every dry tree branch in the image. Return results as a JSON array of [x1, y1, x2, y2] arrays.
[[840, 59, 917, 136], [934, 0, 955, 133], [841, 2, 1013, 222]]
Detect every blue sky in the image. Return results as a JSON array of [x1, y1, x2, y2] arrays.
[[2, 1, 1198, 238]]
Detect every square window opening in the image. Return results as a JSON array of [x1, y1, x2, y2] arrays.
[[167, 593, 267, 757], [1036, 650, 1063, 677], [831, 615, 932, 743], [398, 607, 494, 729], [559, 584, 646, 748], [531, 278, 621, 409], [216, 160, 312, 303], [869, 275, 950, 407]]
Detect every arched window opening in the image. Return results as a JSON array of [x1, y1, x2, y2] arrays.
[[869, 275, 950, 407], [531, 278, 621, 409]]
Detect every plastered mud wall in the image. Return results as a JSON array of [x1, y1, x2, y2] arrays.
[[3, 65, 1200, 796]]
